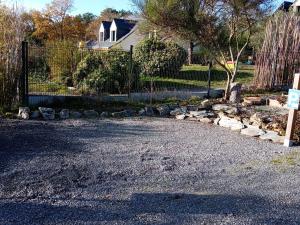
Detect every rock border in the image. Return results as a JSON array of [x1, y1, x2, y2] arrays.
[[16, 99, 286, 145]]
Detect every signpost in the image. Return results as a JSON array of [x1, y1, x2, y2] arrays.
[[284, 73, 300, 147]]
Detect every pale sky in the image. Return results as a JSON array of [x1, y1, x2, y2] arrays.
[[3, 0, 134, 15]]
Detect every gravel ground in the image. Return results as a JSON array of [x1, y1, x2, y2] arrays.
[[1, 117, 300, 225]]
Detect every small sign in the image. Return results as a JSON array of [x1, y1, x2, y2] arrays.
[[287, 89, 300, 110]]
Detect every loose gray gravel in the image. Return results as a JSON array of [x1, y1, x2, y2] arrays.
[[1, 117, 300, 225]]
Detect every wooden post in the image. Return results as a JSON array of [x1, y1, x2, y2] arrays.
[[284, 73, 300, 147]]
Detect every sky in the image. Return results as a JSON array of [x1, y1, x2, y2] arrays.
[[1, 0, 289, 16], [4, 0, 135, 15]]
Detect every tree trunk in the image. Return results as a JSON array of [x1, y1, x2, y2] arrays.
[[231, 69, 237, 84], [224, 72, 231, 100], [188, 42, 194, 65]]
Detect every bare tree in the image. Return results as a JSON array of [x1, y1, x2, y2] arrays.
[[0, 2, 26, 109], [44, 0, 74, 40]]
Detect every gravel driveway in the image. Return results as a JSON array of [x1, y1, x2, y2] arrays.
[[1, 118, 300, 225]]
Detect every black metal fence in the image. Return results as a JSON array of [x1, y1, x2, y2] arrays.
[[22, 42, 255, 104]]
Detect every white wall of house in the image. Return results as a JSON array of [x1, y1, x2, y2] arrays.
[[110, 20, 117, 42], [99, 23, 105, 42], [293, 0, 300, 12]]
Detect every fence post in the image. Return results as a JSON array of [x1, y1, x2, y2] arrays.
[[21, 41, 29, 106], [128, 45, 133, 102], [207, 61, 212, 98]]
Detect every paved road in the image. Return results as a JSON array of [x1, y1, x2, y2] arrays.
[[0, 118, 300, 225]]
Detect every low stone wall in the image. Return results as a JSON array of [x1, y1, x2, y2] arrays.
[[19, 98, 286, 145], [29, 89, 224, 106], [129, 89, 224, 102]]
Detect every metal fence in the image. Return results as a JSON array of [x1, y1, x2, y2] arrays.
[[27, 44, 133, 96], [23, 42, 254, 104]]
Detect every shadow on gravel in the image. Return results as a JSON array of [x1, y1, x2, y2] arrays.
[[1, 193, 299, 224], [0, 120, 156, 172]]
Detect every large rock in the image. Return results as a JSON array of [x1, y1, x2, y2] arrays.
[[176, 114, 186, 120], [112, 110, 132, 118], [139, 107, 154, 117], [250, 113, 272, 128], [187, 105, 199, 111], [100, 112, 109, 118], [212, 104, 238, 115], [18, 107, 30, 120], [265, 122, 285, 136], [250, 113, 263, 127], [59, 109, 70, 120], [83, 110, 99, 118], [243, 97, 263, 106], [229, 82, 242, 103], [138, 108, 146, 116], [30, 110, 40, 119], [39, 107, 55, 120], [219, 116, 245, 131], [188, 111, 208, 118], [212, 104, 230, 111], [156, 105, 170, 117], [167, 104, 179, 111], [145, 106, 155, 116], [260, 131, 285, 143], [241, 127, 265, 137], [214, 118, 221, 125], [70, 111, 82, 119], [242, 118, 251, 127], [201, 99, 212, 109], [268, 98, 287, 108], [170, 108, 184, 116], [180, 107, 188, 114], [199, 118, 213, 124]]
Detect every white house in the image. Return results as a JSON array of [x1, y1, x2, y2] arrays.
[[293, 0, 300, 12], [91, 18, 144, 51]]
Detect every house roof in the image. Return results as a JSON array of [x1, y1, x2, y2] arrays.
[[102, 21, 112, 30], [91, 18, 142, 50], [114, 19, 137, 31], [113, 24, 145, 51], [293, 0, 300, 6], [92, 40, 115, 50], [278, 1, 293, 11]]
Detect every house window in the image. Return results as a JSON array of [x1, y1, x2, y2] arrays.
[[112, 31, 116, 42], [100, 32, 104, 42]]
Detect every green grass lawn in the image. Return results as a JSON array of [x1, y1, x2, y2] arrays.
[[29, 64, 255, 95], [140, 64, 254, 90], [29, 82, 72, 95]]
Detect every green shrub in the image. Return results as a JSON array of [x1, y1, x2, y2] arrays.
[[73, 54, 102, 85], [73, 50, 139, 94], [46, 41, 81, 85], [28, 56, 50, 82], [133, 38, 187, 77], [84, 69, 110, 93]]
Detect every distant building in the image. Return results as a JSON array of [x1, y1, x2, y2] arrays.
[[277, 0, 300, 13], [293, 0, 300, 12], [90, 18, 145, 51], [277, 1, 294, 12]]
